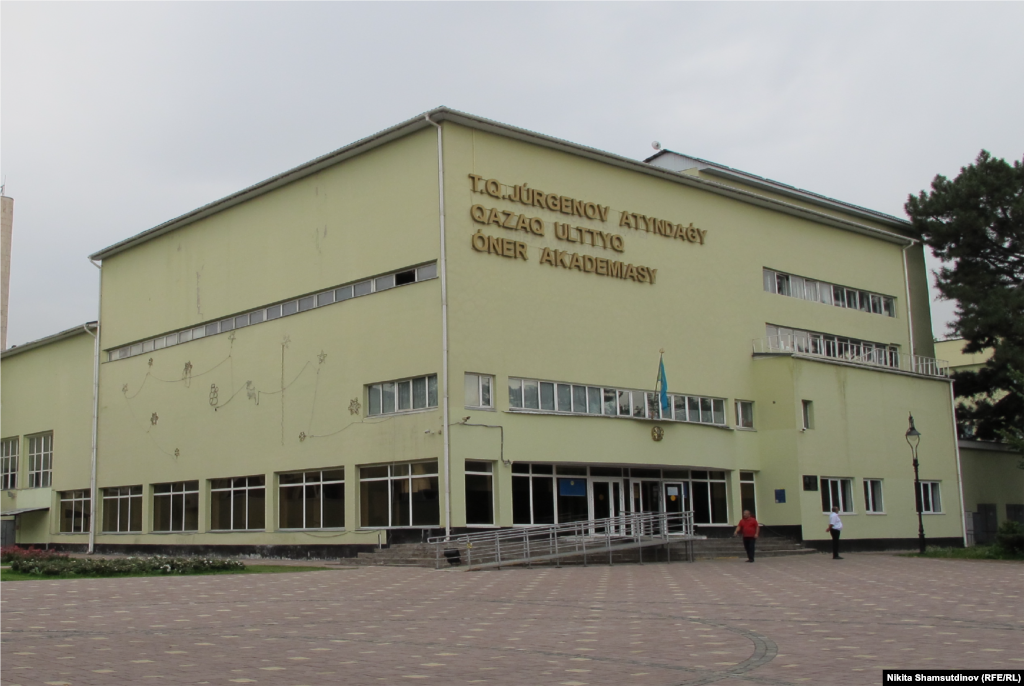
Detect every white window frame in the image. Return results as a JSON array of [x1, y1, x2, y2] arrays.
[[1, 437, 18, 490], [27, 432, 53, 488], [359, 460, 440, 528], [821, 477, 854, 514], [802, 400, 814, 430], [508, 377, 727, 427], [102, 485, 143, 533], [735, 401, 754, 429], [107, 263, 439, 362], [763, 267, 896, 318], [464, 461, 495, 527], [367, 374, 439, 416], [59, 490, 91, 533], [464, 373, 494, 410], [210, 476, 266, 531], [278, 469, 346, 530], [917, 481, 942, 514], [152, 481, 200, 532], [863, 478, 885, 514]]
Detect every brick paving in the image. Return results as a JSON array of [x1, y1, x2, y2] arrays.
[[2, 553, 1022, 685]]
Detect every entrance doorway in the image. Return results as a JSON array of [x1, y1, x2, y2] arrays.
[[663, 482, 688, 532], [590, 478, 624, 533]]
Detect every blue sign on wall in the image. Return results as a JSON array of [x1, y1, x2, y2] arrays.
[[558, 478, 587, 497], [774, 489, 786, 504]]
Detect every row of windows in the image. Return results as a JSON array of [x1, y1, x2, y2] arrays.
[[107, 263, 438, 362], [818, 476, 943, 515], [508, 377, 729, 426], [765, 324, 900, 369], [763, 268, 897, 317], [510, 464, 752, 526], [1, 433, 53, 490], [57, 461, 487, 533], [367, 375, 439, 416]]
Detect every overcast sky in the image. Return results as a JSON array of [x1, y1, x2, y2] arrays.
[[3, 2, 1023, 347]]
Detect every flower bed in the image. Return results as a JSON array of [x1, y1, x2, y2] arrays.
[[9, 555, 245, 577], [1, 546, 69, 564]]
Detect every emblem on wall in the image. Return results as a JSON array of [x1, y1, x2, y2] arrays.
[[651, 426, 664, 442]]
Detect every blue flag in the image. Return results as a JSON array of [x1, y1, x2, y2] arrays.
[[658, 355, 669, 411]]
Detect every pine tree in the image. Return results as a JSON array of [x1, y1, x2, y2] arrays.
[[906, 150, 1024, 441]]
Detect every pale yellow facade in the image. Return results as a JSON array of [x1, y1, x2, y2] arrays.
[[1, 109, 969, 553]]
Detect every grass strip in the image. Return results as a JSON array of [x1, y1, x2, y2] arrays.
[[1, 564, 334, 581]]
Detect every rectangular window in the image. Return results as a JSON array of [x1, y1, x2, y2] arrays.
[[279, 469, 345, 530], [210, 476, 266, 530], [735, 401, 754, 429], [508, 378, 726, 426], [691, 471, 729, 524], [27, 432, 53, 488], [764, 268, 895, 317], [802, 400, 814, 430], [59, 490, 91, 533], [359, 461, 439, 527], [367, 375, 438, 416], [820, 477, 854, 514], [152, 481, 200, 532], [464, 373, 493, 409], [740, 471, 756, 516], [465, 461, 494, 526], [863, 479, 884, 513], [102, 486, 143, 533], [766, 324, 900, 371], [1, 437, 18, 490], [916, 481, 942, 514]]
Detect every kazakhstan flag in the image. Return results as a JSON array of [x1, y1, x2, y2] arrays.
[[658, 355, 669, 412]]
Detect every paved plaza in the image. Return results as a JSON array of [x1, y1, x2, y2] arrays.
[[2, 553, 1022, 686]]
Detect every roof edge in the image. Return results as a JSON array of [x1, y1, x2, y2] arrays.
[[1, 322, 97, 359], [91, 107, 915, 261]]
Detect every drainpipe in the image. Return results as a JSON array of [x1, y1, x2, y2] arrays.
[[901, 241, 917, 363], [87, 259, 101, 554], [424, 114, 452, 540]]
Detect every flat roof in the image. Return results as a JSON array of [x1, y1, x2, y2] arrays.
[[1, 322, 96, 359], [90, 107, 915, 261]]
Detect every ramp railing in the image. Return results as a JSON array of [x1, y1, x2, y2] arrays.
[[429, 511, 697, 570]]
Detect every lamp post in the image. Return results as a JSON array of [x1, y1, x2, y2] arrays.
[[905, 414, 926, 554]]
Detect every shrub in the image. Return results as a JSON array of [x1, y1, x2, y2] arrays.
[[9, 555, 245, 577], [995, 520, 1024, 556], [1, 546, 69, 564]]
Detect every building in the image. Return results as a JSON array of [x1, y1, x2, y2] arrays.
[[933, 338, 1024, 544], [1, 108, 969, 555]]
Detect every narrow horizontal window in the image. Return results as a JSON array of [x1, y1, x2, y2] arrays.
[[367, 375, 439, 416]]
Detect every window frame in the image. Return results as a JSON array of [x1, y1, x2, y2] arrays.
[[101, 485, 143, 533], [735, 401, 755, 430], [209, 475, 266, 531], [1, 436, 18, 490], [820, 477, 854, 514], [367, 374, 439, 417], [464, 373, 495, 410], [916, 481, 943, 514], [763, 267, 896, 318], [801, 400, 814, 430], [59, 489, 91, 534], [508, 377, 728, 427], [152, 480, 200, 533], [106, 262, 440, 362], [27, 432, 53, 489], [278, 468, 346, 531], [863, 478, 885, 514], [464, 461, 495, 527], [358, 460, 440, 528]]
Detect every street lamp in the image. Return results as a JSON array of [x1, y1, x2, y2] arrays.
[[905, 414, 926, 554]]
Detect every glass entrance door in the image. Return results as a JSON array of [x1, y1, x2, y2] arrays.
[[663, 482, 688, 532], [590, 478, 624, 534]]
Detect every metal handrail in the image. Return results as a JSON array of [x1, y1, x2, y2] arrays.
[[430, 510, 697, 570], [751, 335, 950, 378]]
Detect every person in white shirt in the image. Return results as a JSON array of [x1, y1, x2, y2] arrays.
[[826, 506, 843, 559]]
